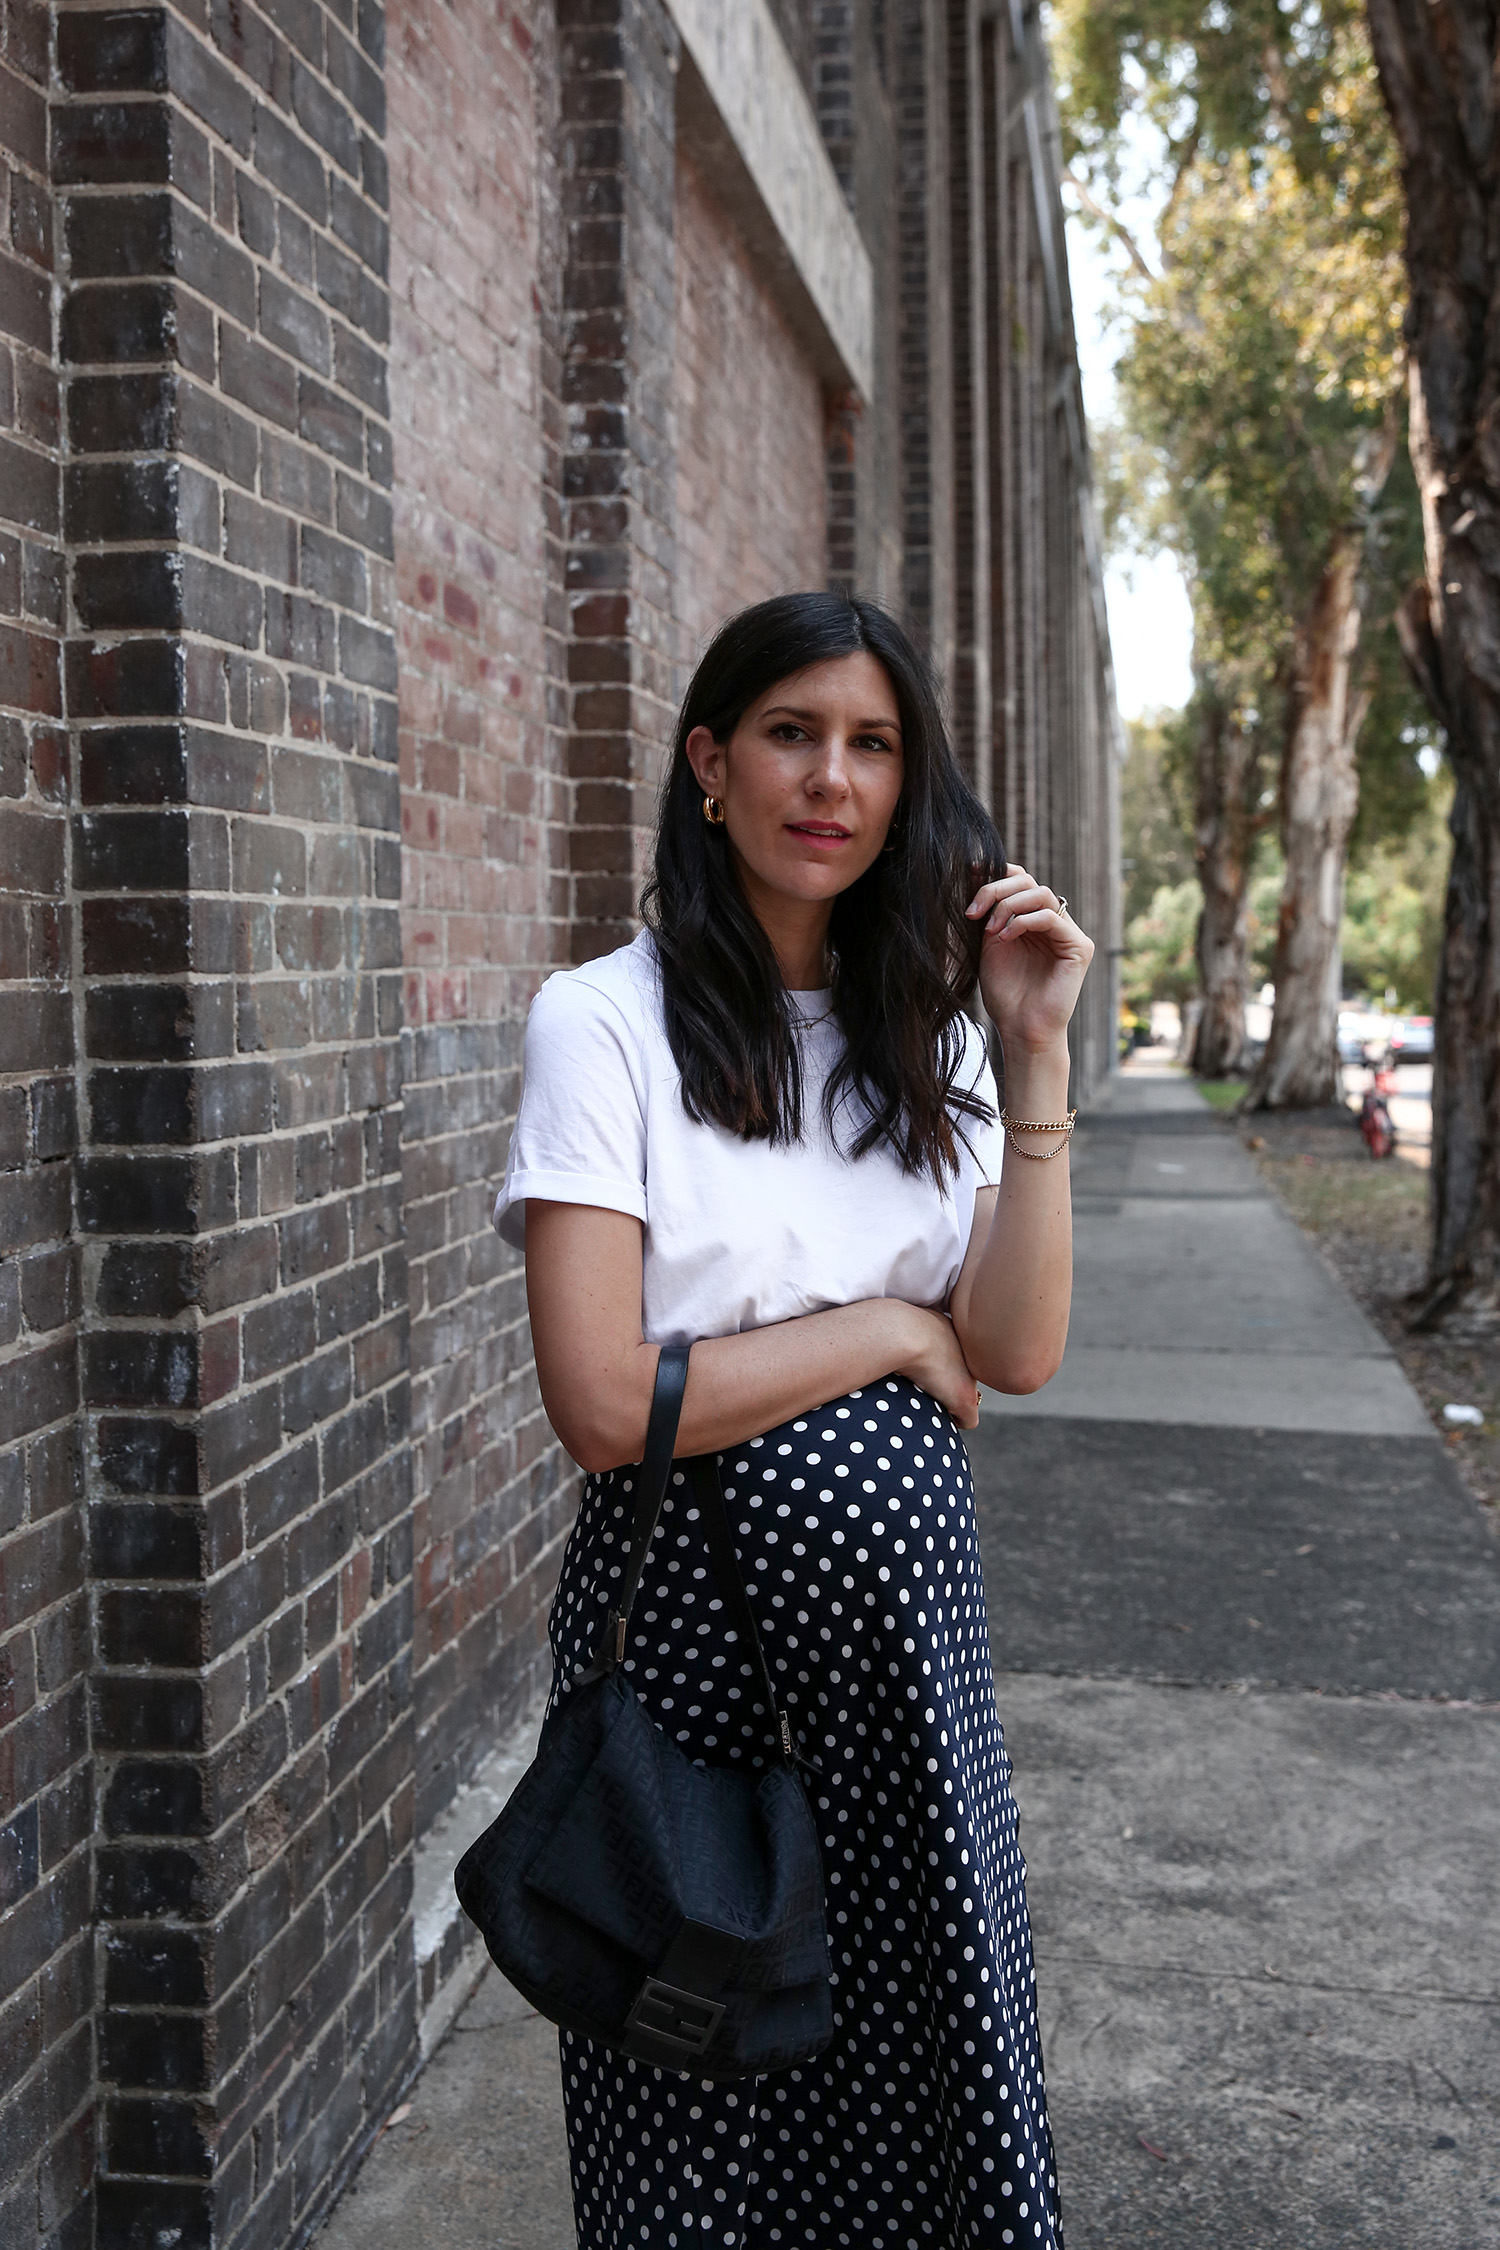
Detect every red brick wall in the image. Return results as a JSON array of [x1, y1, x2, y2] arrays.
[[673, 145, 828, 666], [386, 84, 834, 1920], [386, 0, 575, 1888]]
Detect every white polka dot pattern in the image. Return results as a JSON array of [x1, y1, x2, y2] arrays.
[[545, 1379, 1062, 2248]]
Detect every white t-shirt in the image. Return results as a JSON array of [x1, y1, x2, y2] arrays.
[[494, 931, 1005, 1345]]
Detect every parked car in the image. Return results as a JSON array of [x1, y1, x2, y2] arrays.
[[1336, 1009, 1386, 1065], [1337, 1013, 1372, 1064], [1386, 1015, 1435, 1063]]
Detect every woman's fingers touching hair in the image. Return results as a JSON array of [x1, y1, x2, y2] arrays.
[[997, 902, 1063, 937], [965, 863, 1067, 936]]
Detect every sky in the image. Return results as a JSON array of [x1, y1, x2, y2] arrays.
[[1061, 196, 1195, 723]]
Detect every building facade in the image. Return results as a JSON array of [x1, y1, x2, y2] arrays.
[[0, 2, 1119, 2244]]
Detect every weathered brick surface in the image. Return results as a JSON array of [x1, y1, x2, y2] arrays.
[[815, 2, 904, 605], [0, 0, 91, 2239], [559, 0, 680, 966], [47, 0, 416, 2238], [894, 0, 955, 679], [673, 145, 827, 665], [946, 0, 991, 796], [0, 6, 1122, 2242], [385, 0, 576, 1894]]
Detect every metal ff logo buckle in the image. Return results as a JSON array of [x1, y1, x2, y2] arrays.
[[625, 1977, 725, 2060]]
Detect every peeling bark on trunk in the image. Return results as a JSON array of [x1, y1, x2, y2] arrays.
[[1364, 0, 1500, 1311], [1189, 698, 1258, 1078], [1427, 762, 1500, 1313], [1244, 536, 1369, 1111]]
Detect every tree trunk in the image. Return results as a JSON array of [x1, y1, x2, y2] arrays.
[[1243, 536, 1369, 1110], [1189, 695, 1258, 1077], [1426, 767, 1500, 1313], [1363, 0, 1500, 1311]]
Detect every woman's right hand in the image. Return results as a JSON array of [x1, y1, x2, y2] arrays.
[[894, 1306, 982, 1428]]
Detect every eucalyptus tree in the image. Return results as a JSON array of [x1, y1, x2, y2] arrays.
[[1363, 0, 1500, 1317], [1055, 1, 1428, 1104]]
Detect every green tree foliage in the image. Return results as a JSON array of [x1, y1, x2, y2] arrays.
[[1124, 846, 1283, 1008], [1119, 741, 1449, 1016], [1341, 768, 1451, 1010], [1123, 879, 1200, 1011], [1118, 712, 1195, 926], [1059, 7, 1430, 822], [1057, 0, 1347, 192], [1055, 0, 1443, 1081]]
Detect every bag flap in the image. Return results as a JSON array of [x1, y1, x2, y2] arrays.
[[454, 1672, 619, 1917], [528, 1712, 828, 1991], [525, 1684, 684, 1963]]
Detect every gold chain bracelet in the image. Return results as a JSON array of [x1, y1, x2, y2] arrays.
[[1000, 1107, 1078, 1161]]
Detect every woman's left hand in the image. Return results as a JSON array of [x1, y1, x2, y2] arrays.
[[966, 864, 1095, 1053]]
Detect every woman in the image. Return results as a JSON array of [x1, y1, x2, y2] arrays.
[[495, 591, 1092, 2249]]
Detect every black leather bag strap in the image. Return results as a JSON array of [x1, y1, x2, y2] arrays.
[[588, 1343, 690, 1674], [584, 1345, 799, 1767]]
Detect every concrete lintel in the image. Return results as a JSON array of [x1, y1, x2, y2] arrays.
[[667, 0, 874, 400]]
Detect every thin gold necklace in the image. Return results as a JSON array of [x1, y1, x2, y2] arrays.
[[789, 956, 836, 1029]]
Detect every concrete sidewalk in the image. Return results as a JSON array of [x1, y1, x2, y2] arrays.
[[319, 1060, 1500, 2250], [971, 1058, 1500, 2246]]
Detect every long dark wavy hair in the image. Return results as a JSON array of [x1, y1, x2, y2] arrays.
[[641, 591, 1005, 1186]]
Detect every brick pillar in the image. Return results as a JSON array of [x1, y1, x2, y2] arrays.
[[558, 0, 679, 965], [894, 0, 955, 680], [53, 0, 414, 2240], [813, 0, 904, 609], [945, 0, 991, 797], [812, 3, 860, 594], [0, 0, 92, 2239]]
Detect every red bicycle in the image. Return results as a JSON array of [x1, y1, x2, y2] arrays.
[[1360, 1060, 1397, 1158]]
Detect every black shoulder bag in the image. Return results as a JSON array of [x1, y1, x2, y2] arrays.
[[453, 1345, 832, 2080]]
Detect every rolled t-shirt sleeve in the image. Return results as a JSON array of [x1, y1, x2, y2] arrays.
[[493, 972, 649, 1247], [958, 1014, 1006, 1187]]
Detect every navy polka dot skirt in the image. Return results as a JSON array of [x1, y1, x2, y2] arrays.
[[545, 1379, 1062, 2250]]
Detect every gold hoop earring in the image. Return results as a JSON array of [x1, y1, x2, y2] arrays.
[[702, 795, 725, 826]]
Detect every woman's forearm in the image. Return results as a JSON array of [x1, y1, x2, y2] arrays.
[[677, 1299, 942, 1458], [562, 1302, 935, 1470], [524, 1203, 963, 1470], [951, 1044, 1074, 1393]]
